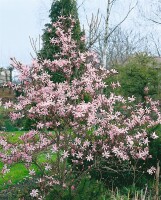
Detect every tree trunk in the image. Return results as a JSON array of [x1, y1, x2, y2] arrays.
[[155, 160, 160, 200]]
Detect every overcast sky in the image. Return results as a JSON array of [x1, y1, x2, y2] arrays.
[[0, 0, 50, 66], [0, 0, 161, 67]]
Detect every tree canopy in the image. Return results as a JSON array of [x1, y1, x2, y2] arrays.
[[105, 53, 159, 103], [39, 0, 85, 61]]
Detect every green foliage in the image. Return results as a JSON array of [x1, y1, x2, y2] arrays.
[[39, 0, 85, 61], [39, 0, 85, 84], [0, 178, 38, 200], [23, 118, 34, 131], [105, 53, 159, 102], [0, 106, 34, 131], [46, 176, 155, 200], [0, 106, 18, 131], [46, 177, 109, 200], [148, 124, 161, 164]]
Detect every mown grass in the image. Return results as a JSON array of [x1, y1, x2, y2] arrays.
[[3, 131, 24, 143], [0, 131, 56, 191], [0, 162, 39, 190], [0, 132, 158, 199]]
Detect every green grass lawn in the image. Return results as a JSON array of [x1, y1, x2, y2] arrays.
[[0, 131, 56, 191], [0, 163, 38, 190], [3, 131, 24, 143]]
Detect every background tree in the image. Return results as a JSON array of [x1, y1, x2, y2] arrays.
[[105, 53, 160, 103], [96, 27, 148, 68], [39, 0, 85, 83], [138, 0, 161, 57], [83, 0, 137, 68], [101, 0, 137, 69], [39, 0, 85, 61]]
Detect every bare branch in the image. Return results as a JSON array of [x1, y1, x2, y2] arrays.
[[150, 34, 161, 56], [29, 35, 41, 59], [107, 1, 138, 40], [77, 0, 87, 10], [85, 9, 103, 49], [101, 0, 138, 68], [147, 18, 161, 25], [142, 1, 161, 25]]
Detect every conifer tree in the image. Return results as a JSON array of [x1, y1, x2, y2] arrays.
[[39, 0, 85, 61]]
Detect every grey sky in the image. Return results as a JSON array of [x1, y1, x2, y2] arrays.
[[0, 0, 51, 66], [0, 0, 161, 67]]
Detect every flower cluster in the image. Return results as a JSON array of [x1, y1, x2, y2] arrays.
[[1, 16, 161, 198]]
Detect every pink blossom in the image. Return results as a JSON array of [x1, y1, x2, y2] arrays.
[[76, 152, 83, 159], [102, 151, 110, 159], [29, 169, 35, 176], [128, 96, 135, 102], [1, 165, 10, 175], [71, 185, 75, 190], [45, 164, 52, 171], [37, 122, 44, 129], [51, 144, 58, 153], [30, 189, 39, 197], [4, 101, 12, 109], [86, 154, 93, 161], [83, 140, 90, 148], [62, 150, 69, 159], [151, 132, 159, 139], [147, 166, 156, 175]]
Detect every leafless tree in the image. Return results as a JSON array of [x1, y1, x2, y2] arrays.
[[149, 34, 161, 57], [138, 0, 161, 56], [85, 9, 102, 49], [145, 1, 161, 25], [83, 0, 138, 68], [96, 27, 148, 67], [101, 0, 136, 68], [29, 35, 42, 59]]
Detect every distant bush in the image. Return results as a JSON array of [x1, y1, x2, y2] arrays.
[[0, 178, 38, 200], [105, 53, 159, 102], [0, 106, 18, 131], [0, 106, 32, 131]]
